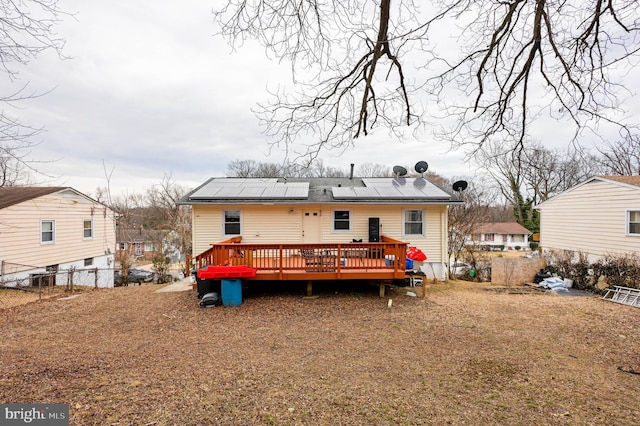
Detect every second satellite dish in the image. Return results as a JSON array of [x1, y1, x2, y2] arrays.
[[393, 165, 408, 177], [414, 161, 428, 175]]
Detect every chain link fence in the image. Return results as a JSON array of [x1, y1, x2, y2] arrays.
[[0, 264, 113, 310]]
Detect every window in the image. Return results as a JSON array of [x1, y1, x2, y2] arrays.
[[333, 210, 351, 231], [404, 210, 424, 235], [83, 219, 93, 239], [224, 210, 241, 235], [41, 220, 55, 244], [628, 211, 640, 235], [144, 243, 154, 252], [485, 233, 495, 242], [84, 258, 94, 267]]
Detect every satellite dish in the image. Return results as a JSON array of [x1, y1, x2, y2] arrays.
[[392, 165, 408, 177], [414, 161, 429, 175], [452, 180, 468, 192]]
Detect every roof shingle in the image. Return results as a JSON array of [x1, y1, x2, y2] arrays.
[[0, 187, 68, 210]]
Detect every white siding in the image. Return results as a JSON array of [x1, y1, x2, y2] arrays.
[[192, 203, 448, 264], [0, 190, 117, 272], [538, 180, 640, 257]]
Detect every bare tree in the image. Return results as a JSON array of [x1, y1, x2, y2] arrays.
[[0, 0, 68, 186], [214, 1, 640, 159], [596, 134, 640, 175], [146, 174, 193, 276], [356, 162, 391, 177], [447, 177, 492, 276], [478, 140, 599, 231]]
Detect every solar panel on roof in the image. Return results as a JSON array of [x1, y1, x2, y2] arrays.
[[331, 178, 451, 200], [189, 178, 309, 199]]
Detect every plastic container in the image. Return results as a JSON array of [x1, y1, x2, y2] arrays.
[[197, 265, 257, 280], [221, 279, 242, 307], [405, 258, 414, 270]]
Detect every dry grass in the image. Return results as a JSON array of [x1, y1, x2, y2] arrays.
[[1, 281, 639, 425]]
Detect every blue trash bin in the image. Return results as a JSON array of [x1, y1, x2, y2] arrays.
[[221, 279, 242, 307], [405, 258, 414, 270]]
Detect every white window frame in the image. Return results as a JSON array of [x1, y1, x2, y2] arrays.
[[627, 210, 640, 236], [41, 220, 55, 244], [403, 209, 425, 236], [332, 210, 351, 232], [83, 219, 93, 240], [223, 210, 242, 236]]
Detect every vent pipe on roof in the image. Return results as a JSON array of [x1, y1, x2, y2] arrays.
[[349, 163, 354, 179]]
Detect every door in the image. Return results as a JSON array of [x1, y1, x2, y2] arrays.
[[302, 210, 321, 243]]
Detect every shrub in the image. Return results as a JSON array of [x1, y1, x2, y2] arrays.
[[529, 242, 539, 250], [515, 245, 521, 251]]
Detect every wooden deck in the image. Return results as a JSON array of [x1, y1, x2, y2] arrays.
[[193, 236, 409, 282]]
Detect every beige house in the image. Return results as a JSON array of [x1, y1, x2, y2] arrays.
[[0, 187, 117, 288], [466, 222, 532, 251], [535, 176, 640, 259], [182, 177, 462, 280]]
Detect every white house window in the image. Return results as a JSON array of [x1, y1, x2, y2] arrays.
[[224, 210, 241, 235], [629, 211, 640, 235], [333, 210, 351, 231], [404, 210, 424, 235], [83, 219, 93, 239], [41, 220, 55, 244], [144, 242, 154, 252], [485, 233, 495, 242]]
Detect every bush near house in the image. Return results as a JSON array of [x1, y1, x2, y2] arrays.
[[543, 250, 640, 293]]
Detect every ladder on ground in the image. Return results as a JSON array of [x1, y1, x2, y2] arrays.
[[602, 286, 640, 308]]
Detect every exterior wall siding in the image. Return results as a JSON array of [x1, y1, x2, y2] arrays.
[[538, 180, 640, 257], [192, 203, 448, 266], [0, 190, 117, 276]]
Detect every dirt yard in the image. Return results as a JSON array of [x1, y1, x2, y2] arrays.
[[1, 281, 639, 425]]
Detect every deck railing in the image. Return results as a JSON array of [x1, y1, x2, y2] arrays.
[[193, 236, 409, 281]]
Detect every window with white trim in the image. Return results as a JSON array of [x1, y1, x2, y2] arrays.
[[83, 219, 93, 239], [628, 210, 640, 235], [333, 210, 351, 231], [224, 210, 241, 235], [404, 210, 424, 236], [41, 220, 55, 244]]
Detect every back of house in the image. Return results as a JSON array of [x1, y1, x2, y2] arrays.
[[181, 176, 462, 280]]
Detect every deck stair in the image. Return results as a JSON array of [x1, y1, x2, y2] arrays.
[[602, 286, 640, 308]]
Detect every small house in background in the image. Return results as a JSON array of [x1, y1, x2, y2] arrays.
[[115, 227, 164, 261], [180, 176, 463, 282], [466, 222, 532, 251], [0, 187, 116, 288], [535, 176, 640, 260]]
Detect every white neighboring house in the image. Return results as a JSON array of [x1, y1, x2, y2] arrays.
[[466, 222, 532, 251], [535, 176, 640, 260], [0, 187, 117, 288]]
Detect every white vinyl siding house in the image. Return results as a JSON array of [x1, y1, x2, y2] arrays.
[[535, 176, 640, 259], [0, 187, 117, 288], [184, 177, 460, 280], [466, 222, 532, 251]]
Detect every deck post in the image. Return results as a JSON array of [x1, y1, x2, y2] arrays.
[[379, 282, 385, 298], [307, 281, 313, 297]]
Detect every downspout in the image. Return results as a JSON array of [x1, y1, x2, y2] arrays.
[[441, 207, 448, 281]]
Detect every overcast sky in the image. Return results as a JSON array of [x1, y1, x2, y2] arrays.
[[10, 1, 639, 198]]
